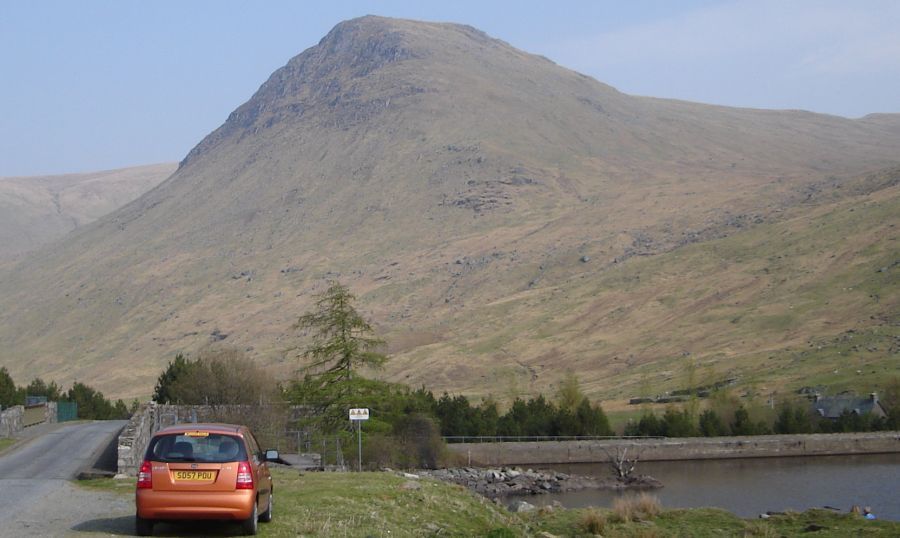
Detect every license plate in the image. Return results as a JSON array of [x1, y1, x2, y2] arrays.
[[174, 470, 216, 481]]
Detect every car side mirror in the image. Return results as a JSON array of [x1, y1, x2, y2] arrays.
[[265, 449, 279, 462]]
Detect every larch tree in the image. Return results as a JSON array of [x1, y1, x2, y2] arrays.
[[295, 281, 387, 379], [292, 281, 388, 427]]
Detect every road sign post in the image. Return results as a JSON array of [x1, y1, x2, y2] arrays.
[[349, 408, 369, 471]]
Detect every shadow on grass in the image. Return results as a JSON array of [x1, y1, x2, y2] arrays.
[[72, 516, 247, 536]]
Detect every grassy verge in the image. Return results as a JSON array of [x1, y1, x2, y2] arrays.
[[78, 468, 899, 537], [76, 474, 136, 493], [0, 437, 15, 454]]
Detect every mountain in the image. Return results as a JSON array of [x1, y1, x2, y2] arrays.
[[0, 163, 175, 262], [0, 16, 897, 403]]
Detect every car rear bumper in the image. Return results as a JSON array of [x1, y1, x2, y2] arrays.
[[136, 489, 255, 520]]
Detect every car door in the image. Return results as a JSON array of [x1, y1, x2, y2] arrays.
[[245, 430, 272, 503]]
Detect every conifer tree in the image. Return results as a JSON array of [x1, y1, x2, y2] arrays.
[[295, 281, 387, 381], [291, 281, 388, 429], [0, 367, 23, 408]]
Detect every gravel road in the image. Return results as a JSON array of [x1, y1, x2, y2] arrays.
[[0, 420, 133, 537]]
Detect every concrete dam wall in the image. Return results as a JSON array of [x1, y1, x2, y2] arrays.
[[446, 432, 900, 466]]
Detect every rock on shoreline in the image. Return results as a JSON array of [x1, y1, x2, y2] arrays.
[[419, 467, 662, 499]]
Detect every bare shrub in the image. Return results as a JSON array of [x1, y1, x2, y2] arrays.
[[360, 414, 447, 470], [579, 508, 607, 534], [393, 413, 445, 469], [604, 445, 643, 480], [613, 493, 662, 522], [361, 433, 402, 469], [167, 346, 280, 407], [164, 346, 286, 446]]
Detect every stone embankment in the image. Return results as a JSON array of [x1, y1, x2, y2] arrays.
[[420, 467, 661, 499], [448, 432, 900, 466]]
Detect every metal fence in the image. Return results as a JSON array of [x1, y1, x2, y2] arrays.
[[147, 404, 347, 469], [269, 430, 347, 468], [25, 396, 47, 406], [442, 435, 666, 443]]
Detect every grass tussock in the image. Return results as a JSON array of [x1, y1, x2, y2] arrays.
[[742, 519, 778, 537], [579, 508, 607, 534], [612, 493, 662, 522]]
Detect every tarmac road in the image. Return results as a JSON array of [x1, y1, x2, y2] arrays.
[[0, 420, 133, 537]]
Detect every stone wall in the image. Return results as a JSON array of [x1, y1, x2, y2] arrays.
[[116, 402, 158, 477], [0, 405, 24, 437], [447, 432, 900, 466], [115, 403, 296, 476], [45, 401, 57, 424], [1, 403, 58, 438]]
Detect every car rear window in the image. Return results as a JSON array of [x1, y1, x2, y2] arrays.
[[146, 433, 248, 463]]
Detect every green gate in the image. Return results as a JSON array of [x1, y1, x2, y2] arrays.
[[57, 401, 78, 422]]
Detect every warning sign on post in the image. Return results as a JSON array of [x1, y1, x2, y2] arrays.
[[349, 408, 370, 421]]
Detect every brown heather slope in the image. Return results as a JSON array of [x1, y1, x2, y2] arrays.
[[0, 16, 897, 400], [0, 163, 175, 262]]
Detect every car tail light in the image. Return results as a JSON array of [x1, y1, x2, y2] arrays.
[[236, 461, 254, 489], [137, 460, 153, 489]]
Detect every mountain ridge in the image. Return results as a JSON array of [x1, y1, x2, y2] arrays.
[[0, 163, 175, 263]]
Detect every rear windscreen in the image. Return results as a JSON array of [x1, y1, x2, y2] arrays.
[[146, 433, 248, 463]]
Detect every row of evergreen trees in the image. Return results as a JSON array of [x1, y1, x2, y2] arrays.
[[0, 366, 131, 420], [625, 406, 773, 437], [432, 392, 612, 438], [625, 399, 898, 438]]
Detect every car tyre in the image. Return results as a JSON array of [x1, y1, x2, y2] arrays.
[[259, 491, 273, 523], [135, 516, 154, 536], [241, 500, 258, 535]]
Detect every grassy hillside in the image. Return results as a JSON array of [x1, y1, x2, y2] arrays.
[[382, 170, 899, 406]]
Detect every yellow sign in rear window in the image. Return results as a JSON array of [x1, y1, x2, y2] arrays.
[[184, 431, 210, 437]]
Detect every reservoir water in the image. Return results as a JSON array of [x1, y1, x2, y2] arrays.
[[534, 453, 900, 521]]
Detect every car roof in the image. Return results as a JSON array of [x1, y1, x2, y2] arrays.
[[153, 423, 246, 436]]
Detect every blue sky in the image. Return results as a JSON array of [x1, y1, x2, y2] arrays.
[[1, 0, 898, 176]]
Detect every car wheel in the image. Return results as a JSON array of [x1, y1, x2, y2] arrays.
[[135, 516, 154, 536], [241, 500, 258, 535], [259, 491, 273, 523]]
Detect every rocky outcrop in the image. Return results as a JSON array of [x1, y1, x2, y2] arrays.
[[420, 467, 661, 499]]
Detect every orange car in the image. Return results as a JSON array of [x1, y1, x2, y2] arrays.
[[135, 423, 276, 536]]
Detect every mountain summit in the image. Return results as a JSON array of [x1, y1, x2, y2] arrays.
[[1, 16, 897, 401]]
